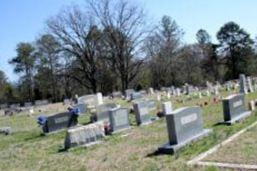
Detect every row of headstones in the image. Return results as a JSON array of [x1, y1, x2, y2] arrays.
[[159, 93, 251, 154], [37, 98, 159, 148], [239, 74, 257, 94], [36, 93, 251, 153]]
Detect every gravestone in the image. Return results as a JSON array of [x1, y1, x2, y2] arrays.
[[247, 76, 254, 93], [109, 108, 130, 133], [78, 95, 96, 107], [125, 89, 135, 100], [176, 88, 181, 97], [24, 102, 33, 107], [148, 87, 154, 95], [131, 92, 143, 100], [162, 101, 173, 115], [158, 106, 212, 154], [147, 100, 157, 112], [133, 101, 152, 125], [64, 122, 105, 149], [95, 103, 118, 122], [63, 99, 71, 105], [112, 91, 122, 98], [35, 100, 49, 106], [0, 103, 8, 110], [96, 92, 103, 105], [239, 74, 248, 94], [73, 103, 87, 114], [156, 93, 161, 101], [37, 111, 78, 134], [222, 94, 251, 124]]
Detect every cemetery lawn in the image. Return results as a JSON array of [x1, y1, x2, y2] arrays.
[[203, 123, 257, 165], [1, 91, 257, 171]]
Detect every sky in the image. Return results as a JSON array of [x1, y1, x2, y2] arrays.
[[1, 0, 257, 81]]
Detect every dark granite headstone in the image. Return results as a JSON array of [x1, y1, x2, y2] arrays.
[[222, 94, 251, 124], [133, 101, 152, 125], [158, 106, 212, 154], [109, 108, 130, 133], [38, 112, 78, 134]]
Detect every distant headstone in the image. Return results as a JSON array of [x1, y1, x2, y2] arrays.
[[158, 106, 212, 154], [239, 74, 248, 94], [131, 92, 143, 100], [35, 100, 49, 106], [37, 111, 78, 134], [176, 88, 181, 97], [24, 102, 33, 107], [78, 95, 96, 107], [112, 91, 122, 98], [0, 103, 8, 110], [147, 100, 157, 112], [63, 99, 71, 105], [148, 87, 154, 95], [109, 108, 130, 133], [96, 92, 103, 105], [157, 93, 161, 101], [222, 94, 251, 124], [64, 122, 105, 149], [133, 101, 152, 125], [247, 77, 254, 93], [162, 101, 173, 115], [73, 103, 87, 114], [125, 89, 135, 100], [95, 103, 118, 122]]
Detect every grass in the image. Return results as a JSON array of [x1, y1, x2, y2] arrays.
[[0, 89, 257, 171], [203, 121, 257, 165]]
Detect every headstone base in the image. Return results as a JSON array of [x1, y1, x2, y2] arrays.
[[158, 129, 212, 154], [223, 111, 251, 125], [111, 126, 131, 134]]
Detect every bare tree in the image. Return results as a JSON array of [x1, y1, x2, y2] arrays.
[[47, 6, 102, 93], [89, 0, 146, 92]]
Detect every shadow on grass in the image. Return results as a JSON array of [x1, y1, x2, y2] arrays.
[[58, 147, 68, 153], [212, 121, 226, 127]]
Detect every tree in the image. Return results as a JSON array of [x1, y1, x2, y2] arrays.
[[9, 43, 35, 102], [195, 29, 221, 82], [89, 0, 146, 92], [144, 16, 183, 88], [217, 22, 254, 79], [196, 29, 211, 45], [35, 34, 61, 102], [47, 7, 103, 93]]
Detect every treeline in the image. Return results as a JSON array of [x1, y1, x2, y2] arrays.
[[1, 0, 257, 103]]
